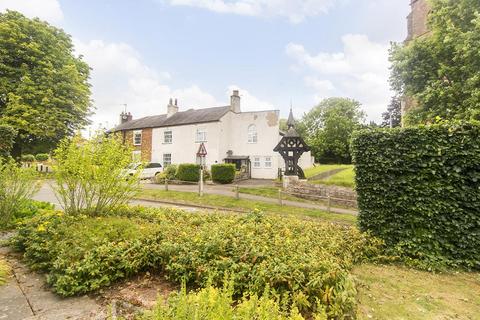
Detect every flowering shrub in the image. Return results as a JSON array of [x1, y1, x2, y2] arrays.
[[12, 207, 382, 318]]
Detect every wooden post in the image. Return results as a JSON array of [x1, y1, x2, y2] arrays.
[[199, 168, 204, 197], [165, 178, 169, 191], [278, 189, 283, 206], [235, 185, 239, 199]]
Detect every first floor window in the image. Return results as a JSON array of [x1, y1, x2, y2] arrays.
[[164, 130, 172, 144], [196, 128, 207, 142], [248, 124, 257, 143], [163, 153, 172, 167], [133, 130, 142, 145], [132, 151, 141, 162], [264, 156, 272, 168], [253, 156, 261, 168]]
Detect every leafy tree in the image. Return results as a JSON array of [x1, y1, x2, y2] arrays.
[[279, 118, 288, 132], [53, 134, 140, 215], [0, 11, 91, 157], [381, 97, 402, 128], [298, 98, 365, 164], [390, 0, 480, 125], [0, 124, 17, 158]]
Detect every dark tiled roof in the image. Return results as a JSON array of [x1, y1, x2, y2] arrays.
[[111, 106, 231, 131]]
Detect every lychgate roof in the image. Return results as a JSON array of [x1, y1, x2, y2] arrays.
[[110, 106, 231, 132]]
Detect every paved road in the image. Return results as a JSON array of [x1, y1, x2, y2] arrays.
[[34, 181, 357, 216], [33, 182, 200, 212]]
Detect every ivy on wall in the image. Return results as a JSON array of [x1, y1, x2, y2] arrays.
[[351, 122, 480, 270]]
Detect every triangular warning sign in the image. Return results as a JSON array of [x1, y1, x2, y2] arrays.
[[197, 142, 207, 156]]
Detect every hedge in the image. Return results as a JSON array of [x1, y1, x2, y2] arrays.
[[176, 164, 200, 182], [351, 122, 480, 270], [21, 154, 35, 162], [211, 164, 236, 184], [35, 153, 49, 161]]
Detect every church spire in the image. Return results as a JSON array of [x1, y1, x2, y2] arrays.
[[287, 108, 295, 129]]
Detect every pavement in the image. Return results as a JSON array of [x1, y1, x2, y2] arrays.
[[0, 243, 107, 320]]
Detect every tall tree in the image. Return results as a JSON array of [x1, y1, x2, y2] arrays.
[[381, 97, 402, 128], [390, 0, 480, 125], [0, 11, 91, 157], [298, 98, 365, 164]]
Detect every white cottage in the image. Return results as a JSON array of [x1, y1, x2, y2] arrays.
[[111, 90, 313, 179]]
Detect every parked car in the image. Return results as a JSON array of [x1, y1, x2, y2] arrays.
[[125, 162, 162, 179]]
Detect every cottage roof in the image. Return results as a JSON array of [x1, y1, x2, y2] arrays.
[[111, 106, 231, 132]]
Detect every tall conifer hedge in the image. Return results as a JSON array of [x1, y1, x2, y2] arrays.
[[351, 122, 480, 270]]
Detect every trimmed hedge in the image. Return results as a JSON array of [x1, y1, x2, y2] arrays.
[[211, 164, 236, 184], [176, 164, 200, 182], [21, 154, 35, 162], [351, 122, 480, 270], [35, 153, 49, 161]]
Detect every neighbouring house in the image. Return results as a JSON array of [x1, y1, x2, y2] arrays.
[[401, 0, 431, 119], [110, 90, 314, 179]]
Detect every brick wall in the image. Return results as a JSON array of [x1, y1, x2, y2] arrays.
[[406, 0, 430, 41], [122, 128, 152, 162]]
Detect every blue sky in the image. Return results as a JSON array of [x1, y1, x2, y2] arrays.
[[0, 0, 410, 130]]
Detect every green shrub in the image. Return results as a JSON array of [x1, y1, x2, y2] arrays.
[[351, 122, 480, 270], [176, 164, 200, 182], [21, 154, 35, 162], [164, 164, 177, 180], [35, 153, 49, 161], [53, 134, 140, 215], [0, 159, 40, 228], [154, 172, 167, 184], [0, 259, 9, 286], [141, 281, 327, 320], [211, 164, 236, 184], [13, 207, 382, 317]]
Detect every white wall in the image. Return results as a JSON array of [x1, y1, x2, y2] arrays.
[[221, 110, 280, 179], [151, 122, 222, 168]]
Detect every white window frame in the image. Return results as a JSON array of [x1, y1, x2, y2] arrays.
[[133, 130, 142, 146], [163, 153, 172, 167], [196, 128, 207, 142], [253, 156, 261, 168], [164, 130, 173, 144], [264, 156, 272, 168], [248, 124, 257, 144]]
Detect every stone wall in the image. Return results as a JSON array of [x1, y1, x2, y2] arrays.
[[286, 181, 357, 208], [406, 0, 430, 42]]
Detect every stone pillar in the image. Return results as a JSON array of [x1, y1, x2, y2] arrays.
[[282, 175, 299, 190]]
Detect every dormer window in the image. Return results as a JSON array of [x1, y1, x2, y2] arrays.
[[248, 124, 257, 143], [133, 130, 142, 146]]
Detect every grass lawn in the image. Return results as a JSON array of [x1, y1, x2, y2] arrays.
[[238, 186, 312, 202], [0, 259, 9, 286], [310, 166, 355, 188], [354, 264, 480, 319], [139, 189, 356, 224], [304, 164, 352, 179]]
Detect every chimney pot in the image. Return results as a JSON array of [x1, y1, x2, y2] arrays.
[[167, 98, 178, 118], [230, 90, 241, 113]]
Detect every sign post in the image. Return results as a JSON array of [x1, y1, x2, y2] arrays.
[[197, 143, 208, 197]]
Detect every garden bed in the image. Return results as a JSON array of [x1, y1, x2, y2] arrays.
[[11, 207, 381, 318]]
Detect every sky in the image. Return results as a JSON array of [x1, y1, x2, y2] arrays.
[[0, 0, 410, 131]]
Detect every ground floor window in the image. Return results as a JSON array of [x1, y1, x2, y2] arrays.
[[163, 153, 172, 167], [264, 156, 272, 168], [253, 156, 261, 168]]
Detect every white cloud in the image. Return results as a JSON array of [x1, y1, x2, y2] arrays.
[[74, 40, 273, 133], [227, 85, 274, 111], [286, 34, 392, 122], [166, 0, 337, 23], [0, 0, 63, 24], [74, 39, 220, 132]]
